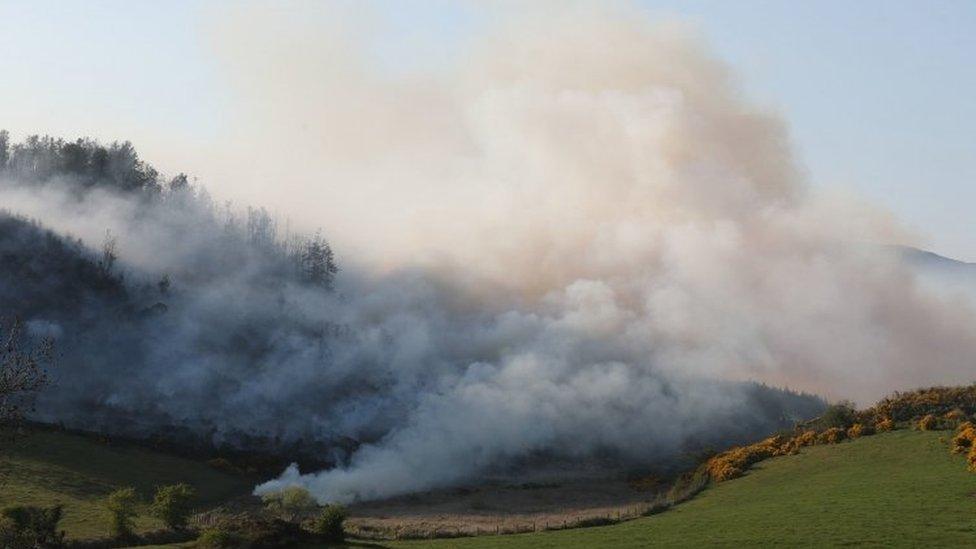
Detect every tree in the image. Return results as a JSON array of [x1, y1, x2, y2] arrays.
[[0, 319, 53, 434], [0, 130, 9, 171], [99, 230, 118, 275], [819, 401, 857, 429], [300, 232, 338, 291], [150, 483, 196, 530], [261, 486, 318, 523], [0, 505, 65, 548], [313, 504, 346, 542], [105, 487, 139, 539]]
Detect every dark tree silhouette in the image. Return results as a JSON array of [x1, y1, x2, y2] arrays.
[[301, 231, 338, 291], [0, 318, 53, 433]]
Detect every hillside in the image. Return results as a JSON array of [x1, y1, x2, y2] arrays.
[[385, 430, 976, 548]]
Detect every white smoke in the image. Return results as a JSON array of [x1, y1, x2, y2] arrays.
[[239, 5, 976, 502]]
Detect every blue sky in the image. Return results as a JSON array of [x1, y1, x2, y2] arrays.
[[1, 1, 973, 259]]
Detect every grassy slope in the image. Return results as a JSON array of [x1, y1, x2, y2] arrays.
[[7, 429, 976, 547], [387, 430, 976, 548], [0, 431, 252, 540]]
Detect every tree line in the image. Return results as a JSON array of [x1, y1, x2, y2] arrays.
[[0, 130, 338, 291]]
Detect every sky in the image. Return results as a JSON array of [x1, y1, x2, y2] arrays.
[[0, 0, 973, 260]]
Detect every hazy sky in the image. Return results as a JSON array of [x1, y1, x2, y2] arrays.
[[1, 0, 973, 260]]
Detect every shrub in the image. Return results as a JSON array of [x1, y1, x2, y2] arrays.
[[197, 515, 307, 548], [968, 445, 976, 473], [0, 516, 24, 548], [313, 504, 346, 542], [917, 414, 938, 431], [150, 483, 196, 530], [261, 486, 318, 523], [818, 427, 847, 444], [945, 409, 967, 422], [705, 436, 790, 482], [873, 385, 976, 422], [847, 423, 874, 439], [876, 417, 894, 432], [0, 505, 65, 548], [197, 526, 244, 548], [820, 402, 857, 429], [794, 430, 819, 447], [106, 487, 139, 539], [952, 426, 976, 454]]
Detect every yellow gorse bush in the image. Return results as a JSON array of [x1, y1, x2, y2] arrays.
[[874, 386, 976, 422], [952, 427, 976, 454], [794, 430, 818, 447], [847, 423, 873, 439], [705, 435, 792, 482], [698, 385, 976, 488], [917, 414, 938, 431], [818, 427, 847, 444]]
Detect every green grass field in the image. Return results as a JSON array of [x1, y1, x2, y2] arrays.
[[385, 430, 976, 548], [0, 430, 252, 540]]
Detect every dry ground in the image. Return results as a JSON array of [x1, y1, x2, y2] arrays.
[[346, 473, 664, 539]]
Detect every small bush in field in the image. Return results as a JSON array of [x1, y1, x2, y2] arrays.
[[917, 414, 938, 431], [952, 427, 976, 454], [150, 483, 196, 530], [958, 421, 975, 432], [106, 487, 139, 539], [197, 515, 306, 548], [261, 486, 319, 522], [313, 504, 346, 542], [197, 526, 243, 548], [0, 516, 21, 548], [968, 445, 976, 472], [0, 505, 65, 547], [876, 417, 894, 432], [818, 427, 846, 444]]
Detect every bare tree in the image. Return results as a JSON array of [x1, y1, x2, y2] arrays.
[[0, 318, 53, 434], [99, 229, 118, 275]]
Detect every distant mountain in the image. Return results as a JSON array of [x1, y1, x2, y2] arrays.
[[892, 245, 976, 289], [896, 245, 976, 272]]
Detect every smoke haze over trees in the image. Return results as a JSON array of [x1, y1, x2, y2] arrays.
[[0, 131, 826, 501]]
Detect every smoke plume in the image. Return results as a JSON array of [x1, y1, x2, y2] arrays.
[[2, 3, 975, 504]]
